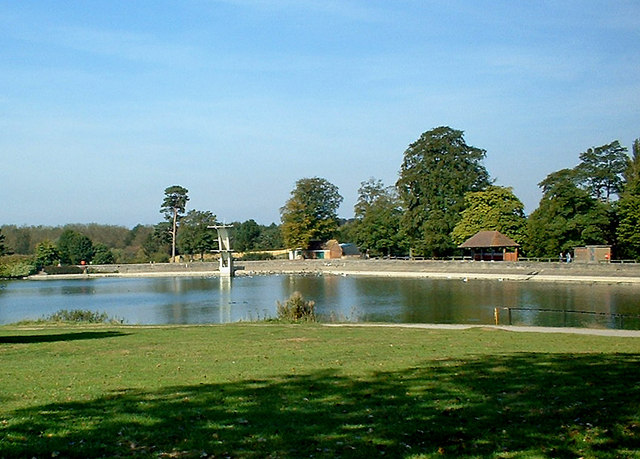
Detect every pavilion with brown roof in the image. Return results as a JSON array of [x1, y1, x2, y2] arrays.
[[458, 230, 520, 261]]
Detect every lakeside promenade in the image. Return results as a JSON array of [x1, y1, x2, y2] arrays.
[[31, 258, 640, 284]]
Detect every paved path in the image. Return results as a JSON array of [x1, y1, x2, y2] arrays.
[[324, 323, 640, 337]]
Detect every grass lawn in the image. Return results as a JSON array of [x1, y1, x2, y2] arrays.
[[1, 323, 640, 458]]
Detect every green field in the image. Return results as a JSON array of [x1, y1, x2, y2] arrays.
[[1, 324, 640, 457]]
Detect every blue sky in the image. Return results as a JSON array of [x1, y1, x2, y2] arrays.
[[1, 1, 639, 227]]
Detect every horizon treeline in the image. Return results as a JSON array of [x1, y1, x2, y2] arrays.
[[2, 126, 640, 263], [0, 221, 284, 264]]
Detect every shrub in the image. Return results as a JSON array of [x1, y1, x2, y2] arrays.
[[276, 292, 316, 322], [43, 265, 85, 275], [239, 252, 275, 261], [0, 255, 37, 278], [150, 251, 170, 263], [44, 309, 121, 324]]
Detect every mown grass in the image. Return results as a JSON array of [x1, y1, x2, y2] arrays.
[[1, 324, 640, 458]]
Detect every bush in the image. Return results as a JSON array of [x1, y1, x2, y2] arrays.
[[276, 292, 316, 322], [43, 265, 85, 275], [44, 309, 121, 324], [0, 255, 37, 278], [42, 265, 84, 274], [149, 251, 170, 263], [239, 252, 276, 261]]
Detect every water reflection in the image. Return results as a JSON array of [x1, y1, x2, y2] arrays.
[[0, 275, 639, 329]]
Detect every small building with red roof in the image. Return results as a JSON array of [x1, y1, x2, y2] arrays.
[[458, 231, 520, 261]]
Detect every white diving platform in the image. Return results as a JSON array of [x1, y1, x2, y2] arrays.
[[209, 225, 234, 277]]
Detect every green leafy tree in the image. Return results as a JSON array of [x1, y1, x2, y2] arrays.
[[616, 138, 640, 259], [257, 223, 284, 250], [625, 139, 640, 185], [9, 227, 31, 254], [354, 178, 389, 219], [351, 178, 405, 257], [160, 185, 189, 261], [92, 243, 116, 264], [233, 219, 262, 252], [34, 240, 59, 267], [575, 141, 629, 203], [335, 219, 358, 247], [396, 126, 491, 256], [0, 228, 5, 256], [57, 230, 94, 265], [281, 177, 343, 249], [143, 222, 172, 262], [124, 224, 145, 247], [177, 210, 218, 260], [526, 169, 610, 257], [451, 186, 527, 246], [121, 224, 154, 263]]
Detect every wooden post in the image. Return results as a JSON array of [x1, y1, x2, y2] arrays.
[[494, 307, 500, 325]]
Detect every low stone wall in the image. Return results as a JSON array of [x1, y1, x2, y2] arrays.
[[238, 258, 640, 278], [90, 262, 219, 274], [85, 258, 640, 281]]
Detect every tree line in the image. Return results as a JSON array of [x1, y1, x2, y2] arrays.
[[281, 126, 640, 260], [0, 206, 284, 266], [2, 125, 640, 266]]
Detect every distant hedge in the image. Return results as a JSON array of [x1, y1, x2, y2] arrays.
[[43, 265, 85, 275], [239, 252, 276, 261]]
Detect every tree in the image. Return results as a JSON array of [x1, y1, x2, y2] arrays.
[[257, 223, 284, 250], [354, 178, 388, 219], [57, 230, 94, 265], [177, 210, 218, 260], [160, 185, 189, 261], [396, 126, 491, 256], [92, 243, 116, 264], [143, 222, 172, 262], [625, 139, 640, 186], [233, 219, 262, 252], [34, 240, 59, 267], [616, 138, 640, 259], [280, 177, 343, 249], [351, 178, 405, 257], [7, 227, 31, 254], [451, 186, 527, 246], [526, 170, 610, 257], [575, 141, 629, 203], [0, 228, 5, 256]]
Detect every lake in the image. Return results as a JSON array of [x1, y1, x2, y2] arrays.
[[1, 274, 640, 329]]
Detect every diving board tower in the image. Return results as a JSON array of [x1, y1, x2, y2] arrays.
[[210, 225, 234, 277]]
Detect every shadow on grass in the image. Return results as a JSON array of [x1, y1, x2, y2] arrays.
[[0, 331, 129, 344], [2, 353, 640, 458]]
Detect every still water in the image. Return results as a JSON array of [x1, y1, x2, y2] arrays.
[[1, 275, 640, 329]]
